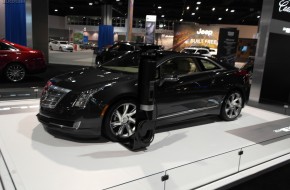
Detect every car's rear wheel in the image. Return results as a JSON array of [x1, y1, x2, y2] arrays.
[[103, 100, 136, 141], [50, 46, 53, 50], [5, 63, 26, 82], [220, 91, 243, 121]]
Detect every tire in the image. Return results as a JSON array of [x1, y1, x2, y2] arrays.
[[220, 91, 243, 121], [50, 46, 53, 50], [59, 47, 63, 51], [103, 99, 136, 141], [5, 63, 26, 82]]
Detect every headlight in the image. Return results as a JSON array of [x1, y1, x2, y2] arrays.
[[73, 89, 99, 109]]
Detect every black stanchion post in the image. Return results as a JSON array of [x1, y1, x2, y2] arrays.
[[121, 51, 157, 151]]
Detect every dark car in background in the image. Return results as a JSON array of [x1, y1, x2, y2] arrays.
[[37, 52, 250, 142], [95, 42, 163, 65], [0, 39, 46, 82]]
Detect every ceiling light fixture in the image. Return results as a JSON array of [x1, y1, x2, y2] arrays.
[[161, 15, 165, 17], [158, 6, 162, 9], [226, 8, 228, 11], [196, 1, 201, 5], [257, 15, 260, 18], [231, 10, 235, 13], [187, 6, 190, 10], [89, 2, 93, 6], [54, 9, 58, 12], [218, 17, 222, 20], [116, 0, 120, 1], [212, 7, 215, 11], [196, 7, 199, 10], [191, 12, 195, 15], [180, 19, 183, 22], [70, 6, 74, 9]]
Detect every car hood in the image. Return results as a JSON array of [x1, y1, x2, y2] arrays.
[[50, 67, 136, 91]]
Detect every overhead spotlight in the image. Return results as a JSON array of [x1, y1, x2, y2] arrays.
[[198, 17, 201, 19], [257, 15, 260, 18], [196, 7, 199, 10], [158, 6, 162, 9], [226, 8, 229, 11], [89, 2, 93, 6], [187, 6, 190, 10], [196, 1, 201, 5], [191, 12, 195, 15], [70, 7, 74, 9], [54, 9, 58, 12], [212, 7, 215, 11], [180, 19, 183, 22], [161, 15, 165, 18], [231, 9, 235, 13], [218, 17, 222, 20], [116, 0, 120, 1]]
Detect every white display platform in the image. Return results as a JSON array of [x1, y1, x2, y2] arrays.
[[0, 99, 289, 190]]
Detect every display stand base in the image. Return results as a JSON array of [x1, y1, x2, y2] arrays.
[[0, 99, 289, 190]]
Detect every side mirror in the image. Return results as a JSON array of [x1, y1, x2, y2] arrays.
[[159, 75, 179, 86]]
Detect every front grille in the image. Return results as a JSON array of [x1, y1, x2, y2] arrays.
[[40, 85, 71, 109]]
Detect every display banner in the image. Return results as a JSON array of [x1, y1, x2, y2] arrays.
[[272, 0, 290, 22], [5, 0, 27, 46], [173, 22, 219, 52], [98, 25, 114, 50], [145, 15, 156, 44], [217, 28, 239, 66]]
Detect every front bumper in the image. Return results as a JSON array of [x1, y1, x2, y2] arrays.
[[37, 110, 103, 138]]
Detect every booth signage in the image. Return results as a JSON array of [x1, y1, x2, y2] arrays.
[[273, 0, 290, 22], [196, 28, 213, 36], [217, 28, 239, 66], [145, 15, 157, 44], [282, 27, 290, 33]]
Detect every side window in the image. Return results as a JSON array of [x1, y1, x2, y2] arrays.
[[160, 57, 199, 77], [118, 44, 132, 51], [0, 42, 15, 50], [199, 59, 220, 71], [199, 49, 209, 54]]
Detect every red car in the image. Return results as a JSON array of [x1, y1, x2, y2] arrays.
[[0, 39, 47, 82]]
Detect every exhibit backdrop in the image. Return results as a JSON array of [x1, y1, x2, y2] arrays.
[[173, 22, 220, 52]]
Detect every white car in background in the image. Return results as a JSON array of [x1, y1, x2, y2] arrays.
[[181, 47, 213, 57], [49, 41, 73, 52]]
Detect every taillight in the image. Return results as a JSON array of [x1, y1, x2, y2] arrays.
[[235, 69, 248, 76]]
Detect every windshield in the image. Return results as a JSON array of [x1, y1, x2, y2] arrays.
[[101, 51, 173, 73], [101, 52, 140, 73]]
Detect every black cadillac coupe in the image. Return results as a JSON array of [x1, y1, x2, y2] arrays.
[[37, 52, 250, 141]]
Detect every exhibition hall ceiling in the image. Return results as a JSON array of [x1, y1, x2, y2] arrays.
[[49, 0, 263, 25]]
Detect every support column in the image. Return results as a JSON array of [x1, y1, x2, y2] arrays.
[[0, 1, 5, 39], [31, 0, 49, 62], [249, 0, 274, 103], [101, 4, 112, 25], [126, 0, 134, 41]]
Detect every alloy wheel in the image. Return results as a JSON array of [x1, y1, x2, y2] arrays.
[[224, 92, 242, 119], [6, 64, 26, 82], [109, 103, 136, 138]]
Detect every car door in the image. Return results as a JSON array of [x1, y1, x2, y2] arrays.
[[155, 56, 216, 120], [195, 57, 228, 107]]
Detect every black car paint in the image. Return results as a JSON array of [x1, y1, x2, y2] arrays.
[[37, 53, 249, 138]]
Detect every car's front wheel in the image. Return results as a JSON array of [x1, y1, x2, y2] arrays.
[[5, 63, 26, 82], [220, 91, 243, 121], [103, 100, 136, 141]]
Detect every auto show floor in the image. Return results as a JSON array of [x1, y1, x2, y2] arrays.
[[0, 99, 290, 190]]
